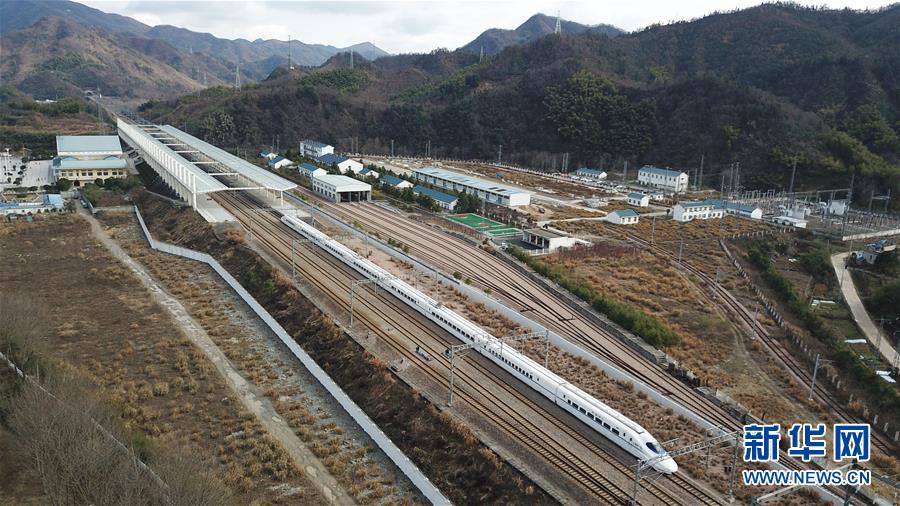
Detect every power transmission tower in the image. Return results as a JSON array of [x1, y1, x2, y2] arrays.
[[479, 46, 484, 63], [555, 11, 562, 34], [350, 51, 354, 69], [235, 63, 241, 90]]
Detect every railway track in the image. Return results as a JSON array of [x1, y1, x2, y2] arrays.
[[214, 190, 723, 505], [628, 233, 895, 455], [293, 197, 875, 504], [308, 198, 742, 432]]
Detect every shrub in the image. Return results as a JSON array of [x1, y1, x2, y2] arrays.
[[509, 247, 680, 347]]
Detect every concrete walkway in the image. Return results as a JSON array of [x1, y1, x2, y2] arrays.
[[831, 251, 899, 366], [77, 208, 353, 505]]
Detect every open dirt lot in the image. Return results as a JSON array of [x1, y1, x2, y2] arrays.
[[0, 215, 320, 503]]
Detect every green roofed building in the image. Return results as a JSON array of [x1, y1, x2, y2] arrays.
[[53, 135, 127, 187]]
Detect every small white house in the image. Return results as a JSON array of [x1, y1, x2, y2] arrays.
[[318, 154, 364, 174], [607, 208, 640, 225], [268, 155, 293, 170], [575, 168, 607, 180], [638, 166, 689, 193], [672, 201, 725, 222], [626, 192, 650, 207], [773, 216, 808, 228], [704, 199, 763, 220], [523, 228, 577, 251], [259, 150, 277, 160], [359, 167, 379, 179], [382, 174, 412, 189], [298, 162, 327, 178], [300, 139, 334, 159]]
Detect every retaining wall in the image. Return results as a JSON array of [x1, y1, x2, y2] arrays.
[[132, 206, 450, 506]]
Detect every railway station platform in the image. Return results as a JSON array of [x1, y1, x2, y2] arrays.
[[117, 117, 297, 223]]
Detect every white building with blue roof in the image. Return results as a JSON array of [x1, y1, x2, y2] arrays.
[[300, 139, 334, 159], [575, 167, 607, 180], [412, 167, 531, 207], [267, 155, 293, 169], [638, 165, 689, 193], [53, 135, 127, 186], [672, 200, 724, 222], [317, 153, 364, 174], [702, 199, 762, 220], [381, 174, 413, 189], [413, 185, 458, 211], [607, 208, 640, 225], [626, 192, 650, 207], [298, 163, 326, 178]]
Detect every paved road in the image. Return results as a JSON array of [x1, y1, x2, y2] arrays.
[[832, 251, 899, 366]]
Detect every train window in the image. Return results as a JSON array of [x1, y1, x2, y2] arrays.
[[646, 442, 664, 455], [612, 428, 619, 436]]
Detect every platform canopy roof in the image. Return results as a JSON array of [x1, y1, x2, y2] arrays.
[[159, 125, 297, 192]]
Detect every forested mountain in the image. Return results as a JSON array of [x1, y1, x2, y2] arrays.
[[460, 13, 623, 55], [0, 0, 389, 82], [140, 4, 900, 205]]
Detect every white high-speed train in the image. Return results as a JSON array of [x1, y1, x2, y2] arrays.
[[281, 214, 677, 474]]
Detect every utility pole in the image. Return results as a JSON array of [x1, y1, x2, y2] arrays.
[[235, 63, 241, 90], [809, 353, 833, 400], [697, 153, 704, 191], [350, 51, 354, 70], [678, 237, 684, 265], [622, 160, 628, 183], [390, 139, 394, 157], [497, 144, 502, 164]]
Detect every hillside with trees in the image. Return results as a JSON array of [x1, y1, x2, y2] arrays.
[[140, 3, 900, 206]]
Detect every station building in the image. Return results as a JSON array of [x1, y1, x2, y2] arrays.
[[317, 153, 364, 175], [53, 135, 127, 186], [300, 139, 334, 159], [672, 201, 725, 222], [298, 162, 327, 179], [607, 208, 640, 225], [523, 228, 577, 251], [312, 174, 371, 202], [637, 166, 689, 193], [412, 167, 531, 207], [413, 185, 458, 211]]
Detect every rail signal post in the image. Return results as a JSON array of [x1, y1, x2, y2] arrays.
[[445, 330, 550, 407]]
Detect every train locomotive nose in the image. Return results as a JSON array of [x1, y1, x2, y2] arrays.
[[653, 457, 678, 474]]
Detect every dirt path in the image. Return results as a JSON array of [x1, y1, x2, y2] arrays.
[[76, 209, 353, 505], [831, 251, 899, 366]]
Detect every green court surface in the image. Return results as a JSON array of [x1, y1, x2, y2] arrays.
[[447, 213, 520, 237]]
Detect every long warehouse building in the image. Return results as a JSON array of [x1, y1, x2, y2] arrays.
[[412, 167, 531, 207]]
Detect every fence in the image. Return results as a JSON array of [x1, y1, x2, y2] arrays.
[[133, 206, 450, 506]]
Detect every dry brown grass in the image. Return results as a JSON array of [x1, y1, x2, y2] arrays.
[[0, 215, 319, 504], [101, 213, 409, 505]]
